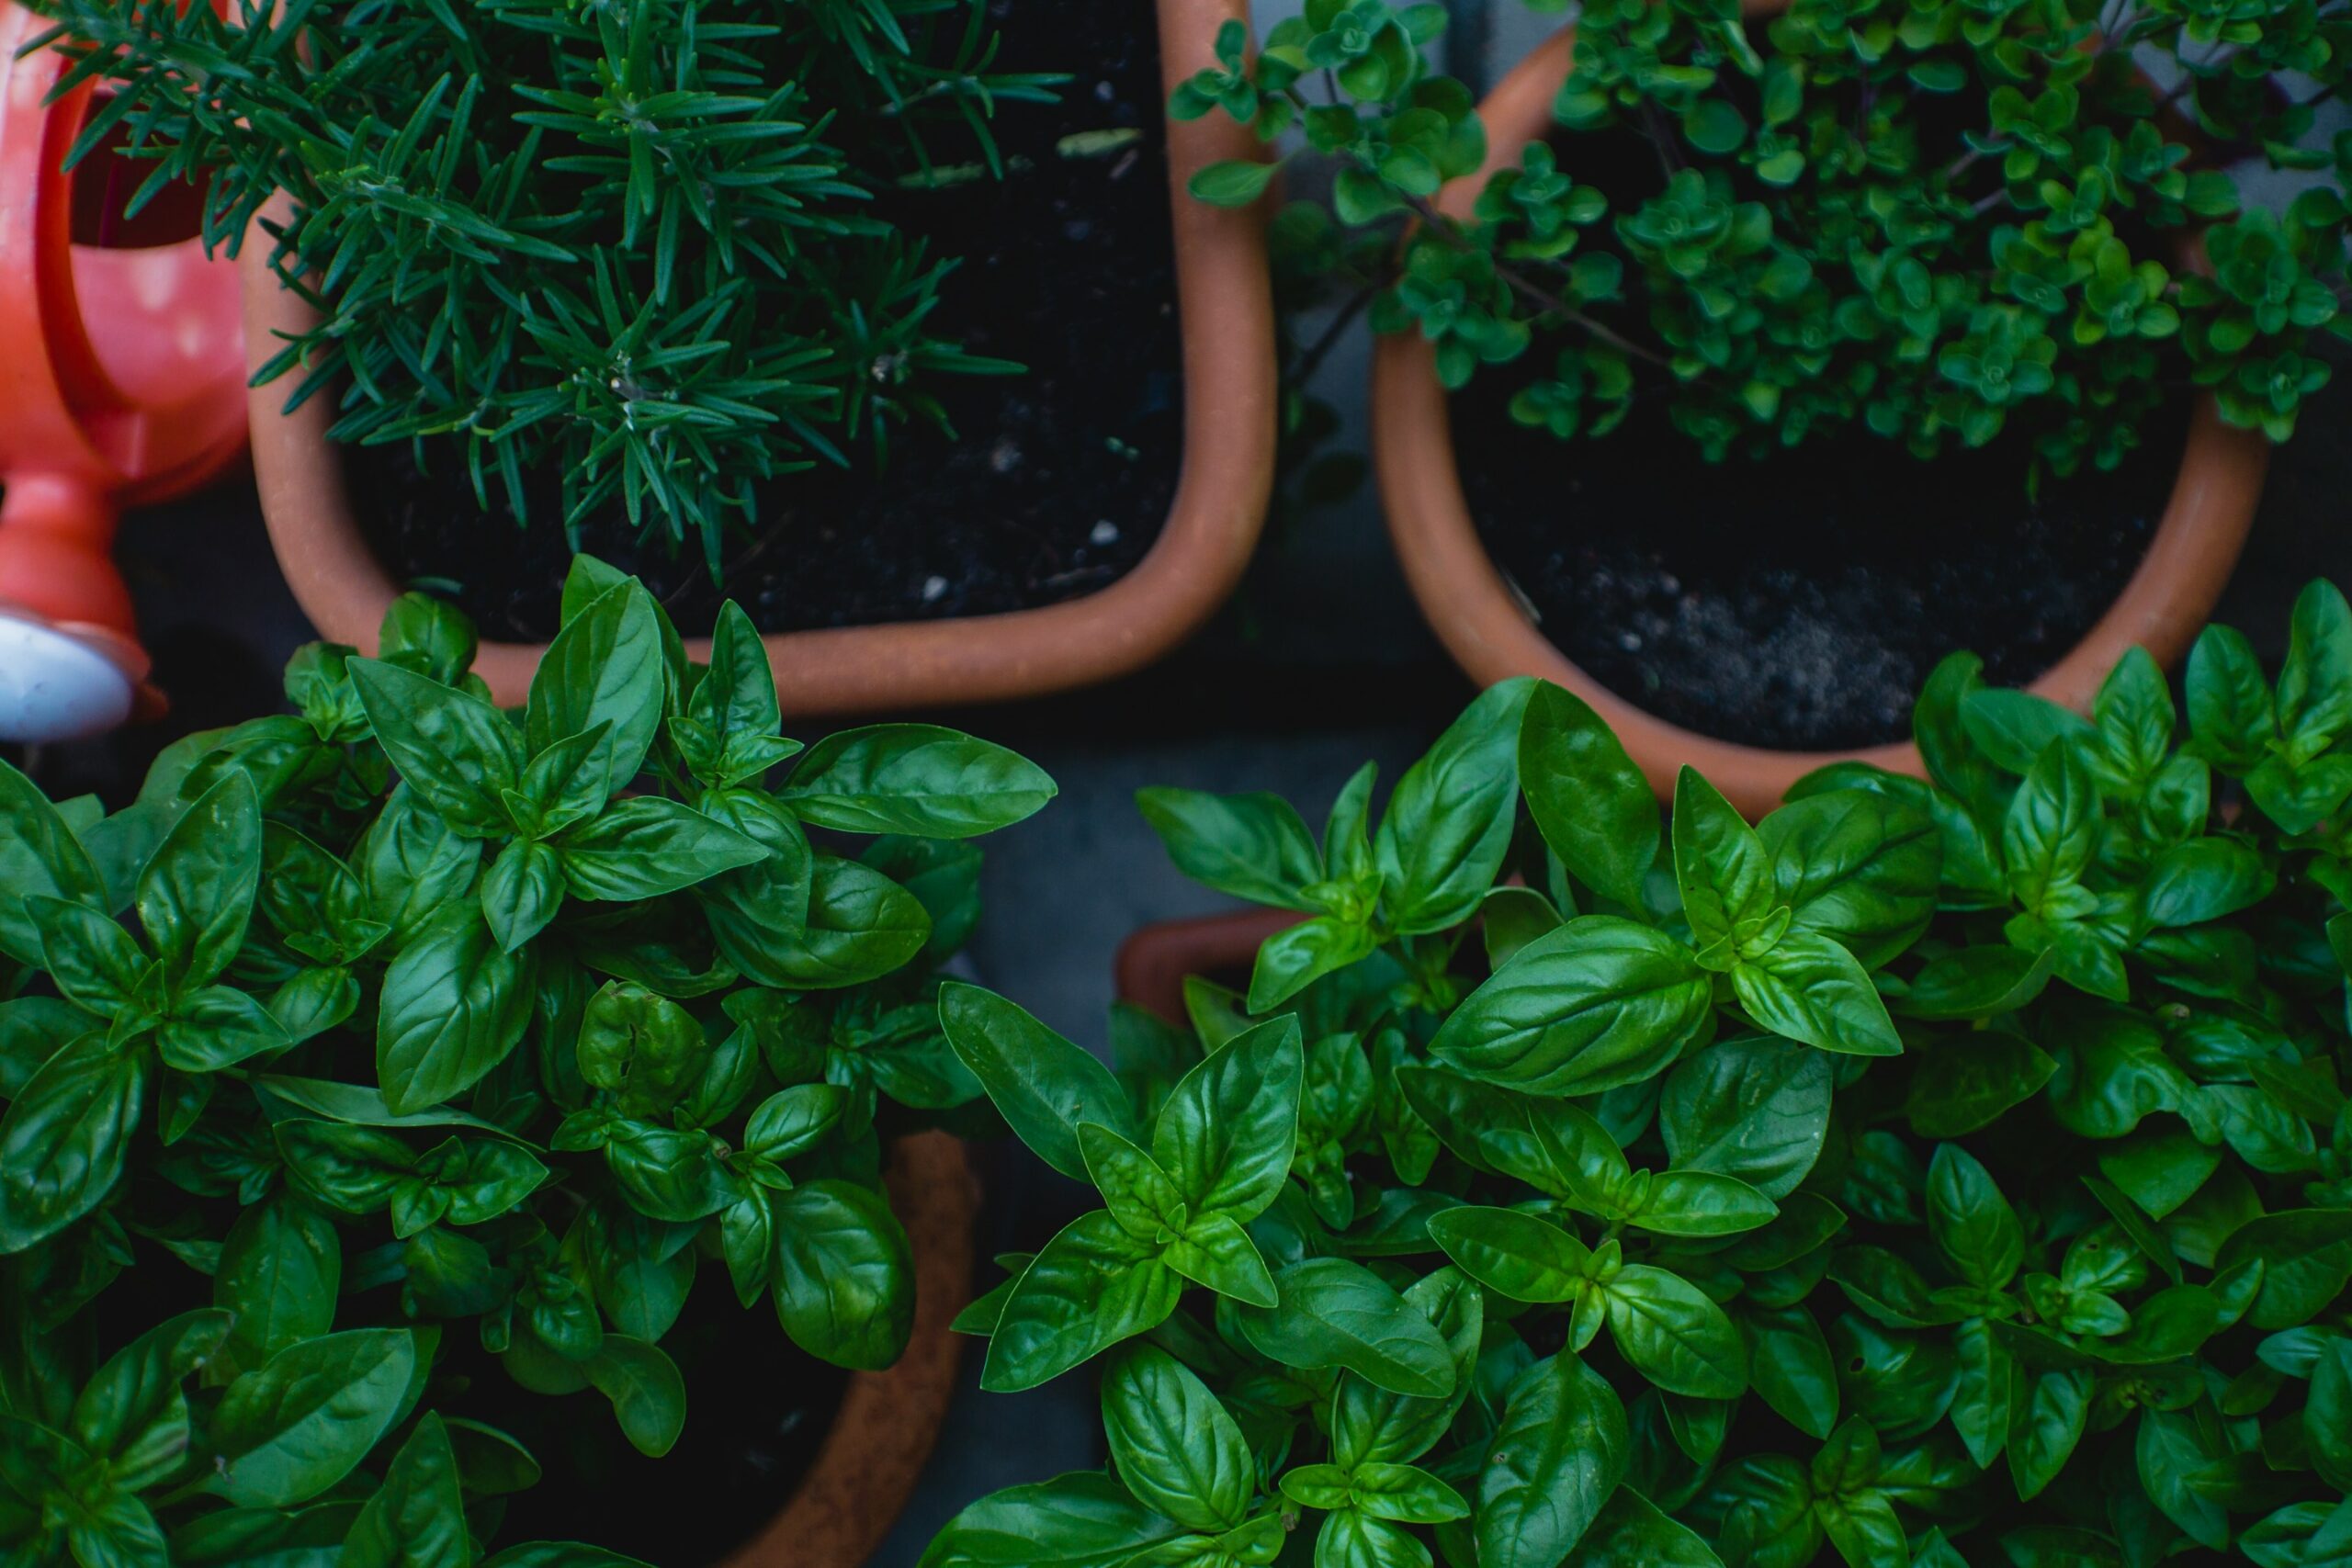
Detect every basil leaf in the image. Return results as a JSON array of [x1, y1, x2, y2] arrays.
[[209, 1329, 417, 1506], [1099, 1345, 1252, 1532], [1136, 788, 1324, 909], [784, 726, 1056, 838], [1759, 786, 1938, 968], [1601, 1264, 1746, 1398], [942, 983, 1136, 1182], [350, 659, 525, 837], [1429, 918, 1713, 1095], [339, 1413, 467, 1568], [526, 581, 665, 794], [137, 772, 262, 992], [1657, 1036, 1832, 1200], [983, 1211, 1179, 1393], [1519, 681, 1657, 908], [1374, 678, 1532, 934], [581, 1337, 686, 1458], [1152, 1014, 1303, 1223], [1428, 1205, 1589, 1303], [555, 797, 766, 901], [215, 1193, 341, 1380], [1673, 767, 1775, 950], [1237, 1258, 1454, 1397], [0, 1032, 145, 1252], [0, 757, 108, 964], [919, 1471, 1190, 1568], [1478, 1354, 1628, 1568], [1731, 929, 1901, 1056], [376, 907, 534, 1116], [771, 1179, 913, 1371]]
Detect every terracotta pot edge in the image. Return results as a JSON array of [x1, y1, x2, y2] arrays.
[[244, 0, 1276, 712]]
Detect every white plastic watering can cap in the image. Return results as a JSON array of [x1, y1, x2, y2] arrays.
[[0, 611, 138, 741]]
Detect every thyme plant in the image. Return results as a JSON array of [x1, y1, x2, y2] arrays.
[[34, 0, 1058, 564], [1182, 0, 2351, 476]]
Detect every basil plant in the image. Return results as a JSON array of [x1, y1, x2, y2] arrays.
[[0, 559, 1053, 1566], [926, 585, 2352, 1568]]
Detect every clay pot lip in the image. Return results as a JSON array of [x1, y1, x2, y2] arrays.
[[723, 1129, 977, 1568], [244, 0, 1274, 714], [1114, 906, 1302, 1022], [1374, 19, 2272, 819]]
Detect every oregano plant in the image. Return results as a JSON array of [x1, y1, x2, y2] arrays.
[[0, 560, 1054, 1564], [1180, 0, 2351, 476], [924, 585, 2352, 1568]]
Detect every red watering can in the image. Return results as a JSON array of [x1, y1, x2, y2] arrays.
[[0, 0, 246, 741]]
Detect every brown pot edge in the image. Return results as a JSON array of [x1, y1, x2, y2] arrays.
[[1113, 907, 1305, 1022], [244, 0, 1277, 712], [721, 1128, 978, 1568], [1372, 21, 2271, 821]]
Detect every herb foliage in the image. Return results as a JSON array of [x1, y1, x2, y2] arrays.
[[0, 560, 1053, 1563], [927, 585, 2352, 1567], [1182, 0, 2351, 477], [32, 0, 1060, 565]]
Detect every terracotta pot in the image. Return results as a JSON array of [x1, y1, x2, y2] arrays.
[[1373, 14, 2271, 819], [724, 1128, 978, 1568], [245, 0, 1276, 711], [1114, 907, 1300, 1022]]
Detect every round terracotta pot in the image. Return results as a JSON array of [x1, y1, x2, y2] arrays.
[[245, 0, 1276, 712], [1374, 16, 2271, 820], [1114, 907, 1300, 1022], [724, 1128, 977, 1568]]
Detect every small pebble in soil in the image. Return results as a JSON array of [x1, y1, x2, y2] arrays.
[[1091, 520, 1120, 546], [922, 574, 949, 604]]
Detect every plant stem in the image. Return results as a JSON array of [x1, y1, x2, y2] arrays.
[[1399, 192, 1680, 371], [1287, 284, 1381, 387]]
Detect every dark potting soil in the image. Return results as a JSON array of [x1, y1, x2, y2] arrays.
[[348, 0, 1181, 643], [1456, 383, 2186, 751], [454, 1280, 851, 1566]]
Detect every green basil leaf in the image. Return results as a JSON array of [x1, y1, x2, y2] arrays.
[[1427, 1206, 1589, 1303], [376, 906, 534, 1116], [581, 1337, 686, 1458], [1732, 929, 1901, 1056], [918, 1471, 1191, 1568], [1137, 788, 1323, 909], [730, 852, 928, 989], [209, 1329, 417, 1506], [1601, 1263, 1746, 1398], [526, 581, 665, 794], [1478, 1354, 1628, 1568], [339, 1413, 467, 1568], [215, 1193, 341, 1381], [1740, 1303, 1839, 1440], [1673, 767, 1775, 950], [1519, 680, 1657, 908], [982, 1211, 1180, 1393], [1374, 678, 1532, 934], [1658, 1035, 1833, 1199], [555, 797, 766, 901], [1099, 1345, 1252, 1532], [1429, 918, 1712, 1095], [1924, 1144, 2023, 1290], [942, 983, 1137, 1183], [1237, 1258, 1454, 1396], [772, 1179, 913, 1371], [0, 1032, 145, 1252], [137, 772, 262, 992], [0, 757, 108, 965], [350, 659, 525, 837], [784, 725, 1055, 837], [1759, 786, 1939, 968], [1152, 1014, 1303, 1223]]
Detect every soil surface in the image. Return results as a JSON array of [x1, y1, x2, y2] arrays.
[[1457, 385, 2184, 750], [349, 0, 1182, 643]]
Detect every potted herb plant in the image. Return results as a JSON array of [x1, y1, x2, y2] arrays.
[[921, 585, 2352, 1566], [36, 0, 1275, 711], [1176, 0, 2335, 815], [0, 560, 1054, 1566]]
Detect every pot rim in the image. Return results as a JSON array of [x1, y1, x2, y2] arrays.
[[1374, 19, 2270, 819], [244, 0, 1275, 713], [722, 1128, 978, 1568]]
